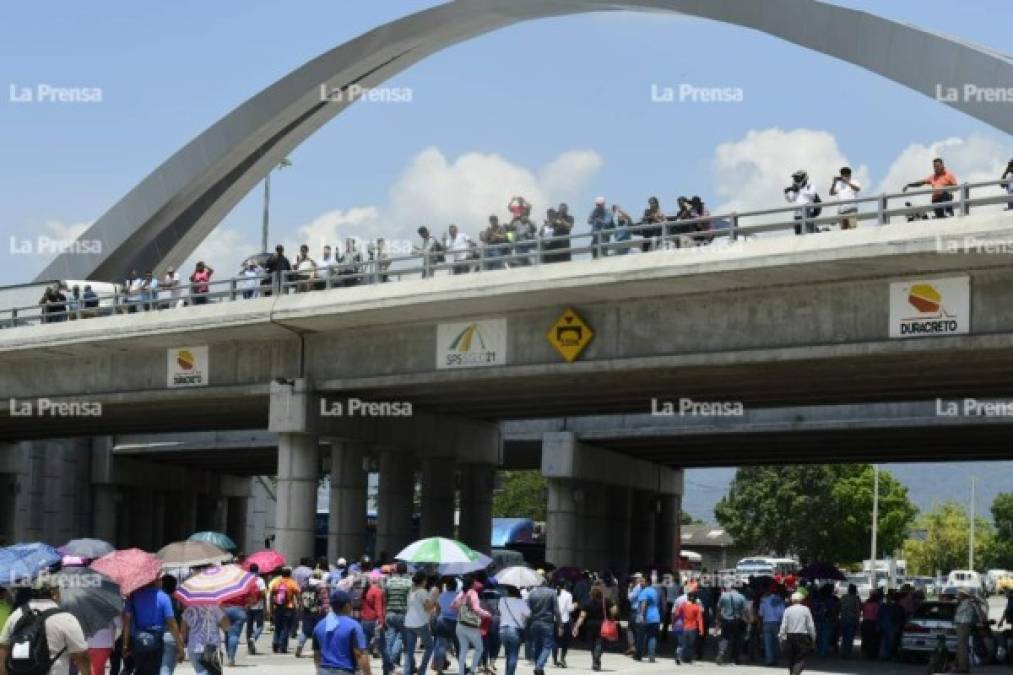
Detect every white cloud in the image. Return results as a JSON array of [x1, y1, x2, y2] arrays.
[[289, 206, 382, 255], [42, 220, 92, 243], [711, 128, 872, 216]]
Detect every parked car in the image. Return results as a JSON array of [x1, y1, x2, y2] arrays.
[[947, 570, 985, 596], [900, 601, 958, 657]]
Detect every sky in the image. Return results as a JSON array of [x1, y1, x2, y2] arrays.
[[1, 0, 1011, 284]]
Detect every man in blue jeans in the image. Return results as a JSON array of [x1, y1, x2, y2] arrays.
[[122, 580, 185, 675], [758, 587, 786, 666], [246, 564, 267, 654], [633, 574, 661, 662], [525, 584, 560, 675]]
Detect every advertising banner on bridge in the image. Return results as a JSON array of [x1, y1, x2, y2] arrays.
[[436, 318, 507, 369], [889, 276, 969, 339], [167, 346, 209, 387]]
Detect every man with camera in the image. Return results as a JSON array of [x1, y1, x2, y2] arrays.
[[784, 170, 820, 235], [1002, 158, 1013, 210], [829, 166, 861, 229]]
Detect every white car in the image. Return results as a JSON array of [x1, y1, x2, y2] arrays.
[[947, 570, 984, 595]]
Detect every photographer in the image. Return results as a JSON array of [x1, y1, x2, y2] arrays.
[[784, 170, 820, 235], [829, 166, 861, 230], [639, 197, 665, 252], [587, 196, 614, 259]]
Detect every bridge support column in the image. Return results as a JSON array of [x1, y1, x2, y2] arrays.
[[275, 432, 320, 564], [420, 456, 456, 539], [328, 442, 368, 561], [458, 464, 494, 553], [629, 490, 658, 571], [655, 494, 681, 572], [546, 478, 578, 567], [376, 449, 415, 561]]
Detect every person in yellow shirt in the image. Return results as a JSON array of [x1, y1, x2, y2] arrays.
[[0, 588, 11, 634], [267, 568, 302, 654]]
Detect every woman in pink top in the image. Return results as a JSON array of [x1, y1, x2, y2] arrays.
[[860, 589, 880, 659], [188, 261, 214, 305], [450, 575, 491, 675]]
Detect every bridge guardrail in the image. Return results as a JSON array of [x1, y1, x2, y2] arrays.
[[4, 180, 1011, 328]]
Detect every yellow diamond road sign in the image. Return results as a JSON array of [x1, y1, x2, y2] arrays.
[[548, 308, 594, 362]]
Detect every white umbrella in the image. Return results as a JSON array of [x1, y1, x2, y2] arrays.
[[495, 566, 542, 588], [395, 537, 478, 564]]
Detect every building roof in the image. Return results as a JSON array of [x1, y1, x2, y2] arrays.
[[681, 524, 735, 547]]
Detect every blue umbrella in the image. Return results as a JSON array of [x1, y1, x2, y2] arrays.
[[0, 543, 61, 585], [188, 531, 237, 552]]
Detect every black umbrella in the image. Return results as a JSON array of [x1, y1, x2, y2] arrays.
[[798, 562, 846, 581], [53, 567, 124, 638]]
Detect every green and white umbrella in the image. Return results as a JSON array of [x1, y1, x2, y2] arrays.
[[395, 537, 480, 565]]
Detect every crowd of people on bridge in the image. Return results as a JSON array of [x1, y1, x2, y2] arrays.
[[27, 157, 1013, 323]]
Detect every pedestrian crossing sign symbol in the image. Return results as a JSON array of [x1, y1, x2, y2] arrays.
[[547, 308, 593, 362]]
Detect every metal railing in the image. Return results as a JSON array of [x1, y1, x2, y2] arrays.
[[4, 179, 1011, 329]]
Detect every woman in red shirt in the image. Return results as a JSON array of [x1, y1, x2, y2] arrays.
[[189, 261, 214, 305], [674, 593, 705, 665]]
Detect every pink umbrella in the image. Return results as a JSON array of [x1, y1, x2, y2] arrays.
[[242, 550, 285, 575], [91, 549, 163, 596]]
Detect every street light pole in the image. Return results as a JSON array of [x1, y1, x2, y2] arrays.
[[969, 476, 976, 570], [870, 464, 879, 590], [261, 158, 292, 253]]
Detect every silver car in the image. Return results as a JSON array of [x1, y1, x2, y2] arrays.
[[900, 601, 958, 656]]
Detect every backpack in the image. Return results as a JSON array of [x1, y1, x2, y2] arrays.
[[300, 585, 321, 614], [5, 607, 66, 675], [273, 582, 290, 607]]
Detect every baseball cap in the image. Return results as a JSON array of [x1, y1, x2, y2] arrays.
[[594, 196, 606, 205], [337, 557, 347, 567], [791, 592, 804, 603]]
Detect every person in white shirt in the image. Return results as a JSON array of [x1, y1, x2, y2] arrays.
[[161, 266, 183, 308], [444, 225, 473, 275], [0, 581, 90, 675], [784, 169, 820, 235], [403, 572, 436, 675], [779, 593, 815, 674], [829, 166, 861, 230], [240, 260, 261, 299], [553, 582, 575, 667], [498, 586, 531, 675]]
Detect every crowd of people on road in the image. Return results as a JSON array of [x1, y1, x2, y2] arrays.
[[3, 547, 1013, 675], [26, 157, 1013, 323]]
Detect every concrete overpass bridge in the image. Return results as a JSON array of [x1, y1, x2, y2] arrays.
[[4, 211, 1013, 568]]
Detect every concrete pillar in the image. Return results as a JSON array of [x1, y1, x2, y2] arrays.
[[656, 494, 681, 572], [328, 442, 368, 561], [629, 490, 658, 571], [151, 492, 167, 550], [275, 432, 320, 564], [375, 449, 415, 561], [130, 490, 156, 552], [93, 485, 119, 545], [458, 464, 494, 553], [420, 457, 456, 539], [179, 491, 198, 539], [608, 488, 633, 572], [546, 478, 578, 566]]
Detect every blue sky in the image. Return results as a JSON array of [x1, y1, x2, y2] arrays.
[[1, 0, 1010, 284]]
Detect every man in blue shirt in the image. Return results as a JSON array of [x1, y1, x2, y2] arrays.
[[716, 585, 747, 665], [314, 589, 371, 675], [122, 581, 185, 675], [758, 587, 786, 666], [634, 576, 662, 662]]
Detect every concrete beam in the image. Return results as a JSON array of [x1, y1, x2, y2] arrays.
[[541, 432, 682, 495]]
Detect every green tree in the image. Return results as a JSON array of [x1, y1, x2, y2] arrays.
[[681, 511, 704, 526], [714, 464, 916, 564], [903, 502, 993, 575], [982, 493, 1013, 569], [493, 471, 546, 521]]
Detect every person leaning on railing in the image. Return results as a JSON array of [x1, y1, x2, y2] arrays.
[[639, 197, 666, 252], [903, 157, 957, 219], [188, 261, 214, 305], [1002, 158, 1013, 210]]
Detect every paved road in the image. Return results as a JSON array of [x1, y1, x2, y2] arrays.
[[170, 596, 1010, 674]]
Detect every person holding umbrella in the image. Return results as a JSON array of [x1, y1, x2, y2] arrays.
[[123, 579, 185, 675]]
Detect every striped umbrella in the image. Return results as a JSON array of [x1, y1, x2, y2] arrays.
[[175, 564, 259, 607], [395, 537, 480, 565]]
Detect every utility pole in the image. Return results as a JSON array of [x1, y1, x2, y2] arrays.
[[870, 464, 879, 590], [969, 476, 976, 570]]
